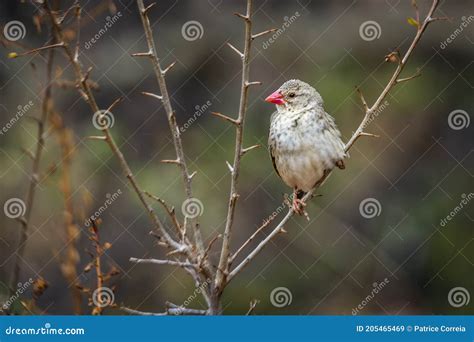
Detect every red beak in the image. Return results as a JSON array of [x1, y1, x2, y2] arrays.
[[265, 90, 285, 105]]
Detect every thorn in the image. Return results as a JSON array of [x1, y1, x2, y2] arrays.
[[226, 161, 234, 173], [241, 144, 261, 156], [141, 91, 163, 100], [161, 159, 182, 165], [252, 29, 277, 40], [210, 111, 239, 126], [359, 132, 380, 138], [132, 51, 152, 58], [143, 2, 156, 14], [161, 61, 176, 75], [189, 171, 197, 180], [245, 81, 262, 87], [21, 148, 35, 160], [233, 12, 250, 21], [355, 87, 369, 112], [226, 42, 244, 59], [106, 96, 124, 113], [7, 43, 65, 58], [396, 68, 422, 83], [86, 135, 107, 141]]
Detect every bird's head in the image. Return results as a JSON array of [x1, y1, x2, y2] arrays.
[[265, 79, 323, 113]]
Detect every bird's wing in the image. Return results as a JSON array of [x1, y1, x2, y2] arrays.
[[268, 111, 281, 178], [268, 143, 281, 178]]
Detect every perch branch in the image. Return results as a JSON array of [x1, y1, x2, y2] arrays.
[[226, 0, 441, 284]]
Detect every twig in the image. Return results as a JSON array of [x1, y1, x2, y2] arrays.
[[9, 28, 56, 297], [136, 0, 204, 256], [129, 257, 197, 269], [215, 0, 257, 298], [226, 0, 441, 284], [41, 0, 183, 252], [121, 306, 207, 316]]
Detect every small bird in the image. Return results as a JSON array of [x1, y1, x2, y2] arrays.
[[266, 79, 346, 214]]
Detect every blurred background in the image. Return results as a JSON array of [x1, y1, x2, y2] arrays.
[[0, 0, 472, 315]]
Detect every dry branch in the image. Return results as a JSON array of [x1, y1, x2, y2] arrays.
[[226, 0, 441, 284]]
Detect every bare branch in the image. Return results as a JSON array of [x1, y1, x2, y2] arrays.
[[129, 257, 197, 269], [226, 42, 244, 58], [227, 0, 442, 284], [252, 28, 277, 40], [241, 144, 261, 157], [137, 0, 205, 256], [210, 111, 240, 126]]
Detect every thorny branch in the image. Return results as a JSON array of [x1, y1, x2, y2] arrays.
[[226, 0, 442, 284]]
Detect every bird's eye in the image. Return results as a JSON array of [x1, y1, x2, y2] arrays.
[[288, 92, 295, 98]]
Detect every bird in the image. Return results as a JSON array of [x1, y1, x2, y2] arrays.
[[265, 79, 346, 214]]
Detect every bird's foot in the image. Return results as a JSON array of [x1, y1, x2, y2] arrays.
[[292, 197, 308, 218]]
